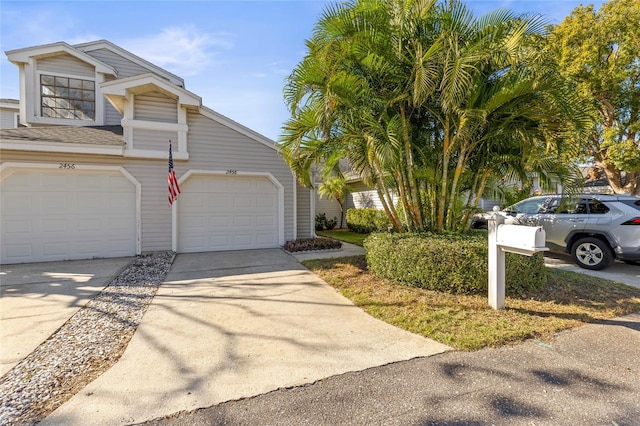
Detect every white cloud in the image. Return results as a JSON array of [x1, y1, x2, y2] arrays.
[[121, 26, 234, 76]]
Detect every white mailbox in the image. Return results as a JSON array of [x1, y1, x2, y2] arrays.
[[496, 224, 548, 256], [487, 217, 549, 310]]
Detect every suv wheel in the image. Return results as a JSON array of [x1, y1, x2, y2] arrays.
[[571, 237, 614, 270]]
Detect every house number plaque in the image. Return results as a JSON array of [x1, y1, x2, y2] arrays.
[[59, 163, 76, 169], [226, 170, 237, 175]]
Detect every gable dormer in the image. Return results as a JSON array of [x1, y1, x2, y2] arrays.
[[101, 73, 201, 160], [6, 42, 117, 127]]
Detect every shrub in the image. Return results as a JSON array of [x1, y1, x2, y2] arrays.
[[315, 213, 327, 231], [325, 216, 337, 230], [364, 232, 546, 295], [284, 237, 342, 252], [346, 208, 390, 234], [316, 213, 339, 231]]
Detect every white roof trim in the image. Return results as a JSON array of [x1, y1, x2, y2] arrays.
[[0, 139, 124, 156], [199, 105, 279, 152], [0, 101, 19, 110], [101, 73, 201, 111], [74, 40, 184, 87], [6, 42, 116, 76]]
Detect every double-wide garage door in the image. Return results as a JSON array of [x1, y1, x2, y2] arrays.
[[177, 175, 279, 252], [1, 168, 137, 264]]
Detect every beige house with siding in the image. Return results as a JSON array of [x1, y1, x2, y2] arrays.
[[1, 40, 313, 264]]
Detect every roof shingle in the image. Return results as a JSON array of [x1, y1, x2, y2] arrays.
[[0, 125, 124, 146]]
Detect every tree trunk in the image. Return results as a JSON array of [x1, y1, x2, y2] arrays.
[[600, 160, 640, 195], [437, 118, 451, 232]]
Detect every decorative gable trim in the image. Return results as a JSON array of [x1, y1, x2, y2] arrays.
[[101, 73, 200, 109], [6, 42, 116, 76]]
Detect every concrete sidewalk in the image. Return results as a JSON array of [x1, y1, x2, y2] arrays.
[[291, 241, 365, 262], [41, 249, 449, 425], [0, 257, 132, 376]]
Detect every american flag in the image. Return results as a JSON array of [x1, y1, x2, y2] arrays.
[[168, 142, 181, 206]]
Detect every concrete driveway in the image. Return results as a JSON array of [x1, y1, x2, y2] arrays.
[[41, 249, 449, 425], [544, 252, 640, 289], [0, 258, 133, 376]]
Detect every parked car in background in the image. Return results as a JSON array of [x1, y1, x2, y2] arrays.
[[472, 194, 640, 270]]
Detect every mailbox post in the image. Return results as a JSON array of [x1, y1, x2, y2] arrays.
[[488, 215, 506, 309], [488, 214, 548, 310]]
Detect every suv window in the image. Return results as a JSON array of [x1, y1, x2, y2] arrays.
[[543, 198, 587, 214], [588, 199, 610, 214], [508, 198, 545, 214]]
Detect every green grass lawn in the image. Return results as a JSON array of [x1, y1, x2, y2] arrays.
[[317, 229, 368, 246], [303, 255, 640, 351]]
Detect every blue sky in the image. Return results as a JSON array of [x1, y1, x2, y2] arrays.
[[1, 0, 604, 141]]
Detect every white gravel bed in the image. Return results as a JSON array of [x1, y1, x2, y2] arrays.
[[0, 251, 175, 426]]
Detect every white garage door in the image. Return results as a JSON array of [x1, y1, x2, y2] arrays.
[[178, 175, 279, 252], [1, 168, 137, 264]]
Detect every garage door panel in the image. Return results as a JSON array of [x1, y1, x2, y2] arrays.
[[209, 236, 231, 249], [256, 195, 275, 209], [233, 215, 252, 227], [42, 194, 69, 212], [1, 169, 136, 264], [208, 214, 231, 228], [42, 173, 67, 188], [178, 175, 280, 253], [256, 233, 277, 245], [42, 242, 67, 257], [5, 219, 31, 233], [256, 180, 277, 193], [77, 217, 102, 232], [232, 234, 253, 248], [256, 214, 276, 227], [233, 179, 256, 193], [5, 244, 31, 259], [42, 218, 68, 232], [234, 197, 253, 209]]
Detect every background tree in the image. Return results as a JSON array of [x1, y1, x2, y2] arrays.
[[281, 0, 587, 232], [549, 0, 640, 195], [317, 176, 347, 228]]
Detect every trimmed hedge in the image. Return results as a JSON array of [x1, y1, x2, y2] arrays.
[[364, 232, 546, 295], [346, 208, 390, 234]]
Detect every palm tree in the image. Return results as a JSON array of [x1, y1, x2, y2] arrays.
[[280, 0, 588, 233], [317, 176, 347, 228]]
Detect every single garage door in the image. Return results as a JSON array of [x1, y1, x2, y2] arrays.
[[178, 175, 279, 252], [1, 168, 136, 264]]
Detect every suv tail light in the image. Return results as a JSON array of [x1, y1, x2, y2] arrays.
[[621, 217, 640, 225]]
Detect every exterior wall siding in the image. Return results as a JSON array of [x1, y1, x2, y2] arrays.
[[133, 128, 178, 150], [135, 92, 178, 122], [0, 108, 17, 128], [37, 54, 94, 77], [85, 48, 150, 78], [105, 102, 122, 126], [296, 184, 312, 238], [315, 190, 343, 226]]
